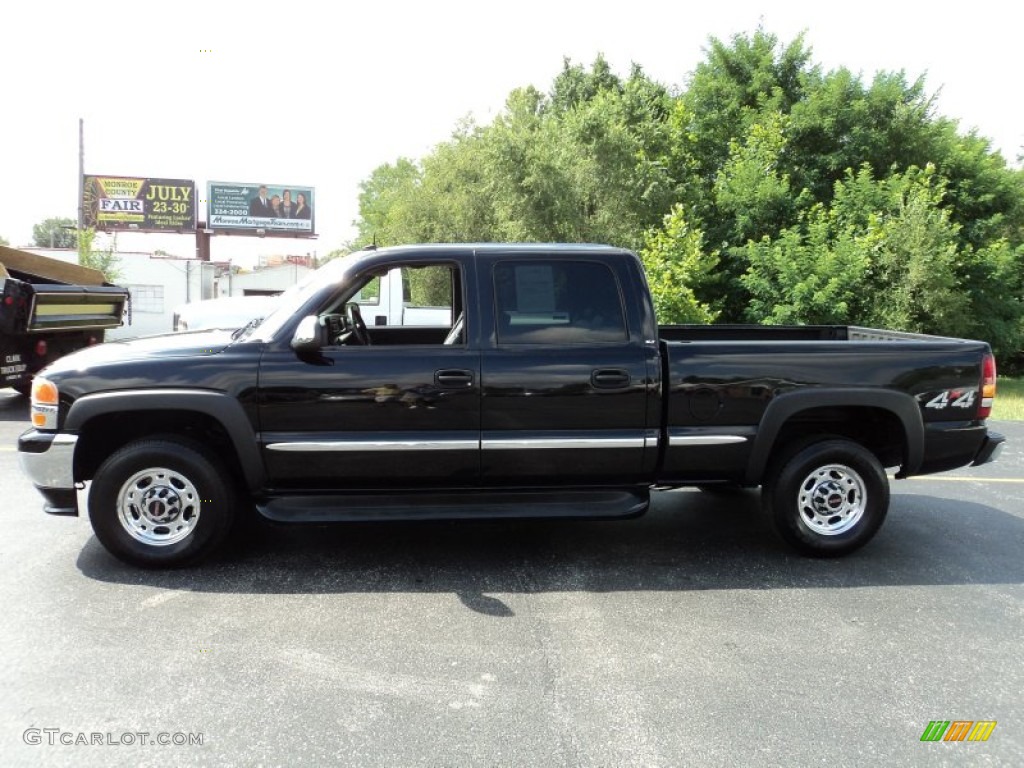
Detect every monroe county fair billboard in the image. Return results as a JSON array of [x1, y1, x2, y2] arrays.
[[207, 182, 315, 236], [83, 175, 196, 233]]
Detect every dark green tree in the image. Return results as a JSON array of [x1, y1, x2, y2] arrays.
[[77, 228, 122, 282], [350, 30, 1024, 359], [32, 217, 77, 248], [640, 204, 719, 324], [355, 158, 423, 246], [743, 166, 973, 338], [682, 29, 811, 191], [548, 55, 623, 114]]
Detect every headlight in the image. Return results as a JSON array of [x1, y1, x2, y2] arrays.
[[30, 377, 59, 430]]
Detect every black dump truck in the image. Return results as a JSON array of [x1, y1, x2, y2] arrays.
[[18, 244, 1004, 567], [1, 245, 128, 395]]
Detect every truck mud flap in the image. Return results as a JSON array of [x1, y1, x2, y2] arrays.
[[972, 431, 1005, 466]]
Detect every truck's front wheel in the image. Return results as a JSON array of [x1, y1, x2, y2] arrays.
[[89, 438, 237, 568], [762, 439, 889, 557]]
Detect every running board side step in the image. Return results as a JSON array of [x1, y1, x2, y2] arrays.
[[256, 488, 650, 523]]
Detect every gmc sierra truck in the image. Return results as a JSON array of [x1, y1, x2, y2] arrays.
[[18, 243, 1004, 567], [1, 245, 128, 396]]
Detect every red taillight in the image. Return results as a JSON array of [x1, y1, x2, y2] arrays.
[[978, 353, 996, 420], [35, 339, 48, 357]]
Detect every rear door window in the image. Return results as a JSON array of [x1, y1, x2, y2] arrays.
[[493, 261, 627, 344]]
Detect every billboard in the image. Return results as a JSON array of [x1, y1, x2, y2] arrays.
[[207, 182, 315, 236], [83, 176, 196, 233]]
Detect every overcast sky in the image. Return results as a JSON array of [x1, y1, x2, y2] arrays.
[[2, 0, 1020, 266]]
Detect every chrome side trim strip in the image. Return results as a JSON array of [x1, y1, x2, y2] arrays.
[[668, 435, 748, 446], [267, 440, 479, 452], [483, 438, 644, 450], [269, 436, 650, 452]]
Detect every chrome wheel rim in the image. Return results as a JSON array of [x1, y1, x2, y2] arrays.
[[116, 467, 201, 546], [796, 463, 866, 536]]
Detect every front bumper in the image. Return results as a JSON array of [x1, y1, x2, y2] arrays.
[[972, 430, 1005, 466], [18, 429, 80, 516]]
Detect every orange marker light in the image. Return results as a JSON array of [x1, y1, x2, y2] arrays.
[[31, 378, 59, 406]]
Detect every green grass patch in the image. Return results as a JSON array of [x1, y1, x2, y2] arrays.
[[992, 377, 1024, 421]]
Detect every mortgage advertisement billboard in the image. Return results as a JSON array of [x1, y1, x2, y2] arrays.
[[207, 181, 315, 236], [83, 175, 196, 233]]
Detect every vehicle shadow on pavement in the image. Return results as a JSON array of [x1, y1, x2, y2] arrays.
[[76, 488, 1024, 611]]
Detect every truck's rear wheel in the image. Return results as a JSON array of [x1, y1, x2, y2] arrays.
[[762, 438, 888, 557], [89, 438, 236, 568]]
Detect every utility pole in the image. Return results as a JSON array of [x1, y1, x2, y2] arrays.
[[195, 224, 211, 262], [77, 118, 84, 232], [77, 118, 85, 264]]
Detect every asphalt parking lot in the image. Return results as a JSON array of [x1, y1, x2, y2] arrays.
[[1, 389, 1021, 767]]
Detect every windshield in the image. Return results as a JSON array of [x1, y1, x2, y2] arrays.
[[243, 257, 353, 341]]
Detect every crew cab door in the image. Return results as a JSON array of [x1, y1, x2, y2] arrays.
[[479, 255, 653, 486], [257, 260, 480, 490]]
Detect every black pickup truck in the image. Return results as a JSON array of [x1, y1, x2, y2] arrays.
[[18, 243, 1004, 567]]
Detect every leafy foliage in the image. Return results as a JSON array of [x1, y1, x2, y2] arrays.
[[77, 228, 122, 283], [352, 31, 1024, 361], [32, 217, 77, 249], [741, 202, 869, 326], [405, 265, 453, 308], [742, 166, 969, 333], [639, 205, 719, 324]]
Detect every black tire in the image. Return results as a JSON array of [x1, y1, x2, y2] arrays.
[[762, 438, 889, 557], [88, 438, 237, 568]]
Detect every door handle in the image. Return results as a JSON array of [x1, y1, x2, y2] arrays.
[[435, 369, 474, 388], [591, 369, 630, 389]]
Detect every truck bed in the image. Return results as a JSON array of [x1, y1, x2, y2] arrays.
[[656, 326, 992, 485]]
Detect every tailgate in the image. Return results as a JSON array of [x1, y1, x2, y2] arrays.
[[11, 283, 128, 333]]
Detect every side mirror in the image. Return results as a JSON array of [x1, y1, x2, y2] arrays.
[[290, 315, 323, 352]]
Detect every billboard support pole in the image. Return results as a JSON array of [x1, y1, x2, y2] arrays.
[[196, 223, 211, 262], [77, 118, 84, 236]]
